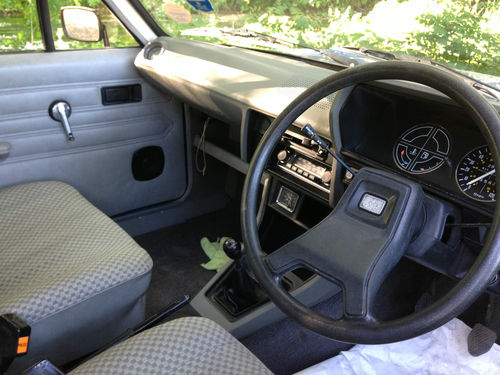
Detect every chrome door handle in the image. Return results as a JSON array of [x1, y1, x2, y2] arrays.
[[49, 101, 74, 141]]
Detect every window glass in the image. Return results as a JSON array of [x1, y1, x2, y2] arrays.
[[0, 0, 44, 52], [49, 0, 138, 50], [139, 0, 500, 80]]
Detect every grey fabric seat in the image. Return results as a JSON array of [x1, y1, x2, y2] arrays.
[[69, 317, 272, 375], [0, 181, 153, 373]]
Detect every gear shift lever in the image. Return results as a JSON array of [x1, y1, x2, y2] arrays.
[[212, 238, 270, 316], [223, 238, 254, 298], [223, 238, 241, 260]]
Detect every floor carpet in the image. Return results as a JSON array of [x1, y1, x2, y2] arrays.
[[241, 293, 352, 374], [134, 208, 241, 321]]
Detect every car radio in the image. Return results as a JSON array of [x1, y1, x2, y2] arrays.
[[274, 129, 333, 194]]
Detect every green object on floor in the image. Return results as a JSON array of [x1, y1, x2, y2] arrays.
[[200, 237, 232, 272]]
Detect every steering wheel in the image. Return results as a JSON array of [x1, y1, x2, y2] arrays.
[[242, 61, 500, 344]]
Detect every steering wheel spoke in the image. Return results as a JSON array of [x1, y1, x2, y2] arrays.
[[264, 226, 345, 279], [268, 169, 425, 317], [339, 277, 377, 321], [265, 244, 301, 277]]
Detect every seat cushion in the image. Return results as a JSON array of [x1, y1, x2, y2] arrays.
[[70, 317, 272, 375], [0, 181, 153, 371]]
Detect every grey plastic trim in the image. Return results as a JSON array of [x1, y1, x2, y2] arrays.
[[135, 37, 335, 138], [113, 103, 196, 236], [190, 266, 340, 339], [193, 135, 249, 175], [190, 134, 271, 187], [0, 49, 187, 216]]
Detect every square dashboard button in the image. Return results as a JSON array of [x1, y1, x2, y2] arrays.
[[359, 193, 386, 215]]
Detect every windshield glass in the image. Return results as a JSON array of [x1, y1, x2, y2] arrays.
[[140, 0, 499, 79]]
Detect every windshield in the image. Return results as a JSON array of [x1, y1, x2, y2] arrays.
[[140, 0, 499, 80]]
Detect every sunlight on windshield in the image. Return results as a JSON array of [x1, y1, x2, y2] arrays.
[[140, 0, 499, 79]]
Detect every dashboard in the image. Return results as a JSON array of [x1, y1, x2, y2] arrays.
[[135, 37, 500, 219]]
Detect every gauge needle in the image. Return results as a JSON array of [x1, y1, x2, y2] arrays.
[[466, 169, 496, 185]]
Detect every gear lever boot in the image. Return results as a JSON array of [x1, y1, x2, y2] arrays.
[[222, 238, 255, 298]]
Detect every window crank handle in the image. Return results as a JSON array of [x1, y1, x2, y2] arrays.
[[50, 101, 74, 141]]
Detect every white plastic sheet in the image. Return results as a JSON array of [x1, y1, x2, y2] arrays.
[[296, 319, 500, 375]]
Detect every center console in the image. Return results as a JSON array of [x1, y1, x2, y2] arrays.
[[263, 122, 341, 234], [190, 109, 341, 338]]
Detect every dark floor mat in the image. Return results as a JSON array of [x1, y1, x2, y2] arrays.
[[241, 293, 352, 374], [134, 208, 241, 321]]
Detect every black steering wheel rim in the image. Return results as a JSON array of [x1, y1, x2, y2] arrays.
[[242, 61, 500, 344]]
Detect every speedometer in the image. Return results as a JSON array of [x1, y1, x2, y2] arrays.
[[456, 146, 496, 202]]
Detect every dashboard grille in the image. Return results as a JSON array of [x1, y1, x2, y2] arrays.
[[280, 76, 336, 112]]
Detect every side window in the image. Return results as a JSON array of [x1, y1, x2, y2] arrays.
[[0, 1, 44, 52], [49, 0, 138, 50]]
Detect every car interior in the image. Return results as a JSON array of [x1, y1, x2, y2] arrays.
[[1, 1, 500, 374]]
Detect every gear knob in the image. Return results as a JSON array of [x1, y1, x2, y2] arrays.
[[223, 238, 242, 260]]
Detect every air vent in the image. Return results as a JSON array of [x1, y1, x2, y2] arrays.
[[143, 41, 165, 60]]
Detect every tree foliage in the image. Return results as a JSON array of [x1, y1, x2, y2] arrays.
[[146, 0, 499, 76], [409, 0, 500, 74], [1, 0, 499, 77]]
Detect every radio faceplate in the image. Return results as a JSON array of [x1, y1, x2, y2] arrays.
[[273, 129, 333, 195]]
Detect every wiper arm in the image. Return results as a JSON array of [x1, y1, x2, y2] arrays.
[[184, 27, 354, 68], [222, 28, 290, 45], [223, 28, 353, 68], [250, 31, 356, 67], [315, 49, 360, 67], [346, 47, 500, 101], [344, 47, 397, 61]]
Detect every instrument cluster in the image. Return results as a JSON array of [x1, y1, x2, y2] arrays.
[[393, 125, 496, 203], [338, 84, 497, 212]]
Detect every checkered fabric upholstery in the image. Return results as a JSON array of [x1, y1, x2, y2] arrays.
[[70, 317, 272, 375], [0, 181, 153, 324]]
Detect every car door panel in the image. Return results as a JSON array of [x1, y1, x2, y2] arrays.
[[0, 48, 187, 215]]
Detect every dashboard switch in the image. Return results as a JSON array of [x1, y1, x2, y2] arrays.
[[277, 150, 288, 162], [321, 171, 332, 185]]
